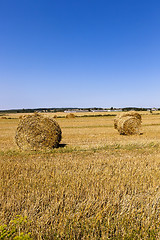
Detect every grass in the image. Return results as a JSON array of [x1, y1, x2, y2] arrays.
[[0, 112, 160, 239]]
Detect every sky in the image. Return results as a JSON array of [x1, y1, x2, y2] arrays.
[[0, 0, 160, 110]]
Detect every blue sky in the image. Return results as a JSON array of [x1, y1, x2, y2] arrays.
[[0, 0, 160, 110]]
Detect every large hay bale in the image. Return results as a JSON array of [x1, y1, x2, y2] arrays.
[[114, 118, 119, 129], [15, 113, 62, 150], [66, 113, 75, 119], [19, 115, 25, 119], [120, 111, 141, 120], [114, 111, 141, 129], [117, 116, 141, 135]]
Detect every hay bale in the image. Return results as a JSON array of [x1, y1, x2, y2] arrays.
[[117, 116, 141, 135], [19, 115, 24, 119], [114, 111, 141, 129], [66, 113, 75, 119], [15, 113, 62, 150], [114, 118, 119, 129], [120, 111, 141, 121], [53, 114, 57, 118]]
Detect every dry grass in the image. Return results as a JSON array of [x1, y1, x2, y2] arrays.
[[0, 112, 160, 239]]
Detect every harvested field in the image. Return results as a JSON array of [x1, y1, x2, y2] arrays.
[[0, 112, 160, 239]]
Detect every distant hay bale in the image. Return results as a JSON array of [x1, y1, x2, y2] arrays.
[[53, 114, 57, 118], [117, 116, 141, 135], [15, 113, 62, 150], [66, 113, 75, 119], [1, 116, 7, 119], [114, 111, 142, 130]]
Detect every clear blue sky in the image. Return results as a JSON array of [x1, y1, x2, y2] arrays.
[[0, 0, 160, 110]]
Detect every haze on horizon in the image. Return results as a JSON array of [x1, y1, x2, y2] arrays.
[[0, 0, 160, 110]]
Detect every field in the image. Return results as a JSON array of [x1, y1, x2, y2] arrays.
[[0, 111, 160, 239]]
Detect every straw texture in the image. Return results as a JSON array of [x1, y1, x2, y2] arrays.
[[114, 111, 142, 135], [15, 113, 62, 150], [114, 111, 141, 129], [117, 116, 141, 135]]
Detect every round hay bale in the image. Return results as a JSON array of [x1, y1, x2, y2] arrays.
[[117, 116, 141, 135], [120, 111, 141, 121], [114, 117, 119, 129], [19, 115, 25, 119], [15, 114, 62, 150], [114, 111, 141, 129], [66, 113, 75, 119], [53, 114, 57, 118]]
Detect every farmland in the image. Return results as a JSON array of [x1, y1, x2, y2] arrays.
[[0, 112, 160, 239]]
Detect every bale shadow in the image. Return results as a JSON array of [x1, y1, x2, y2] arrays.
[[57, 143, 67, 148]]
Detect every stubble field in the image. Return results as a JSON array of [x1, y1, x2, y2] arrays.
[[0, 112, 160, 239]]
